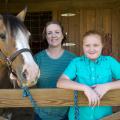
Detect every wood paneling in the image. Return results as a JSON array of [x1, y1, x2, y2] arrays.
[[112, 9, 120, 58], [103, 9, 112, 33], [58, 8, 120, 58], [86, 9, 96, 31], [96, 9, 103, 32], [0, 1, 120, 57], [59, 10, 80, 55]]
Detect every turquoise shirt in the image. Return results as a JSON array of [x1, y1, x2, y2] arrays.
[[34, 50, 76, 120], [64, 55, 120, 120]]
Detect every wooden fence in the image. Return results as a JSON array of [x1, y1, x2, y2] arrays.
[[0, 88, 120, 120]]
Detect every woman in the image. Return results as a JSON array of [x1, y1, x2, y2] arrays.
[[57, 30, 120, 120], [34, 21, 76, 120]]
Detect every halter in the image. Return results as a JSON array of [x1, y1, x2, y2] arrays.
[[0, 48, 31, 77]]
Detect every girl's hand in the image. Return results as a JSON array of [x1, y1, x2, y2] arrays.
[[92, 84, 109, 99], [83, 85, 100, 106]]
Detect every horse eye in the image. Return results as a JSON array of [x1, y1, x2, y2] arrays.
[[0, 33, 6, 40]]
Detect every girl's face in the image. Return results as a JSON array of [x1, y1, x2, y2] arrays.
[[83, 34, 103, 60], [46, 24, 63, 47]]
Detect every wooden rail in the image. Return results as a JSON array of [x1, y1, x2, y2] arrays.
[[0, 88, 120, 108]]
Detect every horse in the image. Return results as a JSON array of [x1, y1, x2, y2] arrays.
[[0, 7, 40, 119], [0, 7, 40, 88]]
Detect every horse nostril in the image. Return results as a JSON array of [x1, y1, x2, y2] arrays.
[[22, 70, 27, 79]]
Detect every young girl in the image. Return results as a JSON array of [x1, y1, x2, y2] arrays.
[[57, 30, 120, 120]]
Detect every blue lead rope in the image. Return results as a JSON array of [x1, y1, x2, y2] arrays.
[[22, 86, 39, 114], [74, 90, 79, 120]]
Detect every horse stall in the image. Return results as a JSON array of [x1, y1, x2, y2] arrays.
[[0, 0, 120, 120]]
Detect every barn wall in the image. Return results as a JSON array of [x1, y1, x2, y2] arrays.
[[54, 8, 120, 59], [0, 3, 120, 58]]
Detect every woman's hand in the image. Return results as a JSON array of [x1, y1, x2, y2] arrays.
[[83, 85, 100, 106], [92, 84, 109, 99]]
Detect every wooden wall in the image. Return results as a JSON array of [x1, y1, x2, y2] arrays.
[[53, 8, 120, 58], [1, 4, 120, 58]]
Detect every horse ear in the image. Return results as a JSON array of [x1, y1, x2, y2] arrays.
[[16, 6, 27, 22]]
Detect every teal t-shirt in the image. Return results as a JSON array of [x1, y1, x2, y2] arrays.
[[64, 55, 120, 120], [34, 50, 76, 120]]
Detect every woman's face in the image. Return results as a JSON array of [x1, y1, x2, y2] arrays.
[[46, 24, 63, 47], [83, 34, 103, 60]]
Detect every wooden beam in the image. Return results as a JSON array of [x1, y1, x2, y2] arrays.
[[0, 89, 120, 108], [0, 1, 117, 13]]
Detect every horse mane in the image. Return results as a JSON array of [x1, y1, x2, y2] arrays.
[[2, 14, 28, 39]]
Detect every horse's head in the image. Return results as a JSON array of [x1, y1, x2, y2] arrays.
[[0, 8, 40, 87]]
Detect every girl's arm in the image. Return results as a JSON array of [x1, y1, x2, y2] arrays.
[[57, 74, 100, 106], [93, 56, 120, 99], [93, 80, 120, 99], [57, 74, 86, 91]]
